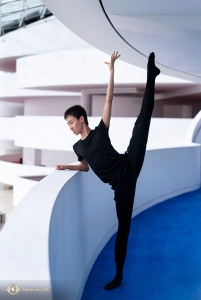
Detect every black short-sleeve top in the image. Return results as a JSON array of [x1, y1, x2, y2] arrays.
[[73, 119, 129, 191]]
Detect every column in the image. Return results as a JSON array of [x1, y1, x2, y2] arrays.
[[80, 91, 92, 116]]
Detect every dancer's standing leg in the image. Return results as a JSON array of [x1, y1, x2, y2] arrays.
[[104, 52, 160, 290]]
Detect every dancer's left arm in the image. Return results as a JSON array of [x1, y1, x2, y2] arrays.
[[103, 51, 120, 128]]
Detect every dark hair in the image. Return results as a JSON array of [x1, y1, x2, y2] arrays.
[[64, 105, 88, 125]]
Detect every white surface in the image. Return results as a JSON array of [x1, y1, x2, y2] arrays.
[[16, 48, 190, 90], [185, 110, 201, 143], [14, 116, 192, 151], [23, 147, 77, 167], [0, 144, 200, 300], [24, 97, 80, 116], [106, 10, 201, 74], [13, 177, 39, 206], [0, 16, 90, 60], [40, 149, 77, 167], [0, 154, 54, 186], [0, 102, 23, 116], [42, 0, 200, 82], [0, 73, 80, 101], [0, 117, 16, 140], [0, 140, 19, 152]]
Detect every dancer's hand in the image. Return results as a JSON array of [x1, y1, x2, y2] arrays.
[[55, 165, 66, 170], [104, 51, 120, 72]]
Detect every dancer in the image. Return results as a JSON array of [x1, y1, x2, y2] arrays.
[[56, 51, 160, 290]]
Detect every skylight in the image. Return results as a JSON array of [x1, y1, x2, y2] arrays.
[[0, 0, 52, 36]]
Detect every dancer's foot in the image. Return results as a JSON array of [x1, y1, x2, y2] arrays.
[[148, 52, 160, 77], [104, 276, 122, 290], [146, 52, 160, 89]]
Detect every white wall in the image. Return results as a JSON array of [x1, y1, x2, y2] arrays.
[[92, 95, 192, 118], [14, 116, 192, 152], [164, 104, 192, 118], [0, 117, 16, 140], [23, 148, 77, 167], [0, 154, 53, 187], [16, 48, 188, 90], [0, 140, 19, 151], [24, 97, 80, 116], [185, 110, 201, 144], [0, 73, 80, 100], [0, 102, 23, 117], [22, 148, 34, 165], [0, 144, 200, 300], [92, 95, 142, 117], [41, 150, 77, 167]]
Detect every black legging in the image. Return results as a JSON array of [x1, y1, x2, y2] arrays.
[[114, 88, 155, 264]]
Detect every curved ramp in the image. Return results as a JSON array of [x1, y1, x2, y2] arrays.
[[82, 187, 201, 300]]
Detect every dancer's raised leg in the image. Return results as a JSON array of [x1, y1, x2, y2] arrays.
[[127, 52, 160, 178], [104, 53, 160, 290]]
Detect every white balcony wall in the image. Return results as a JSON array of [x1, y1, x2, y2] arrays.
[[0, 144, 200, 300], [0, 73, 80, 100], [0, 117, 15, 140], [14, 116, 192, 152], [0, 154, 53, 187], [0, 141, 21, 156], [0, 140, 16, 151], [16, 48, 189, 90], [185, 110, 201, 144], [0, 117, 22, 156]]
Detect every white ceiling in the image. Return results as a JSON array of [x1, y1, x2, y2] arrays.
[[102, 0, 201, 75], [42, 0, 201, 83], [102, 0, 201, 14]]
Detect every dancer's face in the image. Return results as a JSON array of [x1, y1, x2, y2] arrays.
[[66, 115, 84, 135]]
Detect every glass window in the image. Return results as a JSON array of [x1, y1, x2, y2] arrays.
[[0, 0, 52, 35]]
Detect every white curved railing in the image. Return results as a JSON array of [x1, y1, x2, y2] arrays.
[[0, 144, 200, 300], [185, 110, 201, 143], [185, 110, 201, 175]]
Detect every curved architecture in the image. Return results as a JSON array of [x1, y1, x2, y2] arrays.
[[0, 2, 201, 300], [0, 139, 200, 299], [42, 0, 201, 82]]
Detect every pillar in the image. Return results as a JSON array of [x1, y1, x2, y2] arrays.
[[80, 91, 92, 116]]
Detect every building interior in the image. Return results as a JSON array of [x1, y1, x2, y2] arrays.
[[0, 0, 201, 299]]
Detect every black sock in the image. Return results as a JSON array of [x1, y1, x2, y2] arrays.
[[104, 262, 124, 290], [146, 52, 160, 89]]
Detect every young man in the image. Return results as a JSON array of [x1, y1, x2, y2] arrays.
[[56, 51, 160, 290]]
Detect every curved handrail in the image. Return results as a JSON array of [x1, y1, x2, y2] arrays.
[[185, 110, 201, 143]]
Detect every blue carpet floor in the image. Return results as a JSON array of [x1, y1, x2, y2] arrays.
[[81, 187, 201, 300]]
